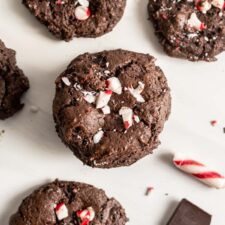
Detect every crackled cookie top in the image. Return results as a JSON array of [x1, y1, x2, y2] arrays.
[[0, 40, 29, 119], [53, 49, 171, 168], [10, 180, 127, 225], [148, 0, 225, 61], [23, 0, 126, 41]]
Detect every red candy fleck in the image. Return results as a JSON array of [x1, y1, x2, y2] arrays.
[[210, 120, 217, 126], [105, 80, 110, 88], [200, 23, 206, 31], [86, 8, 91, 17], [124, 121, 130, 129], [77, 208, 94, 225], [55, 202, 64, 211], [104, 90, 112, 95], [196, 0, 202, 11], [160, 13, 168, 20], [81, 219, 90, 225]]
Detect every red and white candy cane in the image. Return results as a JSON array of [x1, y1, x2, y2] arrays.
[[173, 154, 225, 189]]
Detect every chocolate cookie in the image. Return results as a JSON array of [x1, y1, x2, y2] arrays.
[[53, 49, 171, 168], [10, 180, 127, 225], [22, 0, 126, 41], [148, 0, 225, 61], [0, 40, 29, 119]]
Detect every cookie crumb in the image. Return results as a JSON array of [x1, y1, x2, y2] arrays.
[[30, 106, 39, 113]]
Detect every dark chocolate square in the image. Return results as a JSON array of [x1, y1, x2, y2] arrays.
[[167, 199, 212, 225]]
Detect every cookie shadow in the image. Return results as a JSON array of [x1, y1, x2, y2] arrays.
[[7, 0, 58, 42], [0, 180, 50, 225], [158, 151, 174, 169], [136, 0, 165, 55]]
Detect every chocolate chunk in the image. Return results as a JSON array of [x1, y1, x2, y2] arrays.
[[167, 199, 211, 225]]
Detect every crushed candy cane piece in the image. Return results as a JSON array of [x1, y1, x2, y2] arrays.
[[128, 82, 145, 103], [75, 6, 91, 21], [211, 0, 225, 8], [119, 107, 133, 129], [101, 105, 110, 114], [96, 90, 112, 109], [78, 0, 89, 7], [210, 120, 217, 126], [74, 83, 82, 91], [133, 115, 140, 123], [188, 33, 198, 38], [106, 77, 122, 95], [187, 13, 206, 31], [104, 70, 110, 75], [196, 0, 211, 13], [62, 77, 71, 86], [93, 130, 104, 144], [82, 91, 96, 103], [77, 207, 95, 225], [55, 203, 68, 221]]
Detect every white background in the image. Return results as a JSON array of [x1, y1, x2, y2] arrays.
[[0, 0, 225, 224]]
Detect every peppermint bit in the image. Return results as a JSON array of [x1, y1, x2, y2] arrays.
[[96, 90, 112, 109], [145, 187, 154, 196], [128, 82, 145, 102], [106, 77, 122, 95], [75, 6, 91, 21], [55, 203, 68, 221], [119, 107, 133, 130], [77, 207, 95, 225], [56, 0, 65, 5], [62, 77, 71, 86], [210, 120, 217, 126], [93, 130, 104, 144]]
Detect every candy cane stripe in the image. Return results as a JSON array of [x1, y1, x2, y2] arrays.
[[173, 153, 225, 189], [192, 172, 224, 179], [174, 159, 204, 167]]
